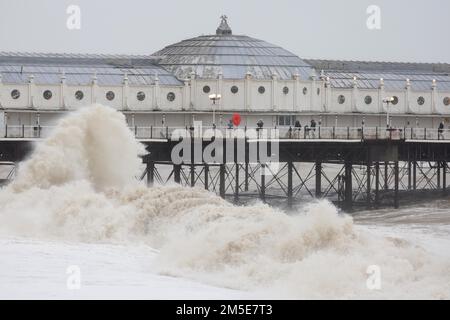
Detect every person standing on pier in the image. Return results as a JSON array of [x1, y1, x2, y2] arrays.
[[310, 119, 317, 138], [227, 119, 234, 129], [438, 121, 445, 140], [294, 120, 302, 138]]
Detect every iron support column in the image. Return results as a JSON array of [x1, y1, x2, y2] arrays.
[[384, 161, 389, 190], [407, 146, 412, 190], [146, 161, 154, 187], [413, 145, 417, 190], [234, 164, 239, 202], [443, 162, 447, 193], [394, 161, 399, 209], [344, 161, 353, 211], [190, 164, 195, 187], [245, 162, 249, 191], [219, 164, 226, 198], [437, 161, 441, 189], [204, 164, 209, 190], [375, 162, 380, 206], [315, 161, 322, 198], [408, 161, 412, 190], [366, 161, 371, 208], [190, 138, 195, 187], [174, 164, 181, 184], [287, 161, 293, 208], [260, 164, 266, 202]]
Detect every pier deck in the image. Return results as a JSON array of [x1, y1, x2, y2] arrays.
[[1, 126, 450, 210]]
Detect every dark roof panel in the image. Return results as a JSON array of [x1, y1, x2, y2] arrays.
[[0, 52, 182, 86], [306, 59, 450, 90]]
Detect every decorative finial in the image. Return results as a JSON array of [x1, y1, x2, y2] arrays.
[[216, 15, 232, 35], [60, 70, 66, 83], [91, 72, 98, 85], [320, 70, 325, 79]]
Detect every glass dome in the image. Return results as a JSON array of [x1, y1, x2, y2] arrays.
[[152, 17, 315, 80]]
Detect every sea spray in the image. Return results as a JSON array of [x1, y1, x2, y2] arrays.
[[11, 104, 145, 192], [0, 104, 449, 299]]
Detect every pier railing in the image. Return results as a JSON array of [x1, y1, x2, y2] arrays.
[[2, 124, 450, 141]]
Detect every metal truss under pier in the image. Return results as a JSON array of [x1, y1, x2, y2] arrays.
[[0, 137, 449, 211], [142, 139, 450, 211]]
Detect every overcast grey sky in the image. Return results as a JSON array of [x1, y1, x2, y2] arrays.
[[0, 0, 449, 63]]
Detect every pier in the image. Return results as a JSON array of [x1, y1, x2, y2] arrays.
[[1, 125, 450, 210]]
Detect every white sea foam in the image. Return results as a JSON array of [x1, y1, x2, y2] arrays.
[[0, 104, 449, 299], [11, 104, 144, 192]]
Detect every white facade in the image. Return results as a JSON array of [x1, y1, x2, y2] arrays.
[[1, 72, 449, 131]]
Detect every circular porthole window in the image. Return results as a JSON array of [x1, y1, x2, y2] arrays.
[[417, 96, 425, 106], [231, 86, 238, 94], [392, 96, 399, 105], [167, 92, 175, 102], [203, 86, 211, 94], [444, 97, 450, 106], [364, 95, 372, 105], [283, 86, 289, 95], [75, 90, 84, 101], [43, 90, 52, 100], [137, 91, 146, 101], [258, 86, 265, 94], [338, 95, 345, 104], [11, 89, 20, 100], [106, 91, 115, 101], [302, 87, 308, 95]]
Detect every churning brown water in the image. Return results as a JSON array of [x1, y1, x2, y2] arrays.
[[0, 105, 449, 299]]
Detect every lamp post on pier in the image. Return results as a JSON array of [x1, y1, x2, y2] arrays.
[[383, 97, 395, 128], [209, 93, 221, 128]]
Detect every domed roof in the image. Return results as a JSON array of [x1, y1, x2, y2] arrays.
[[152, 16, 315, 80]]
